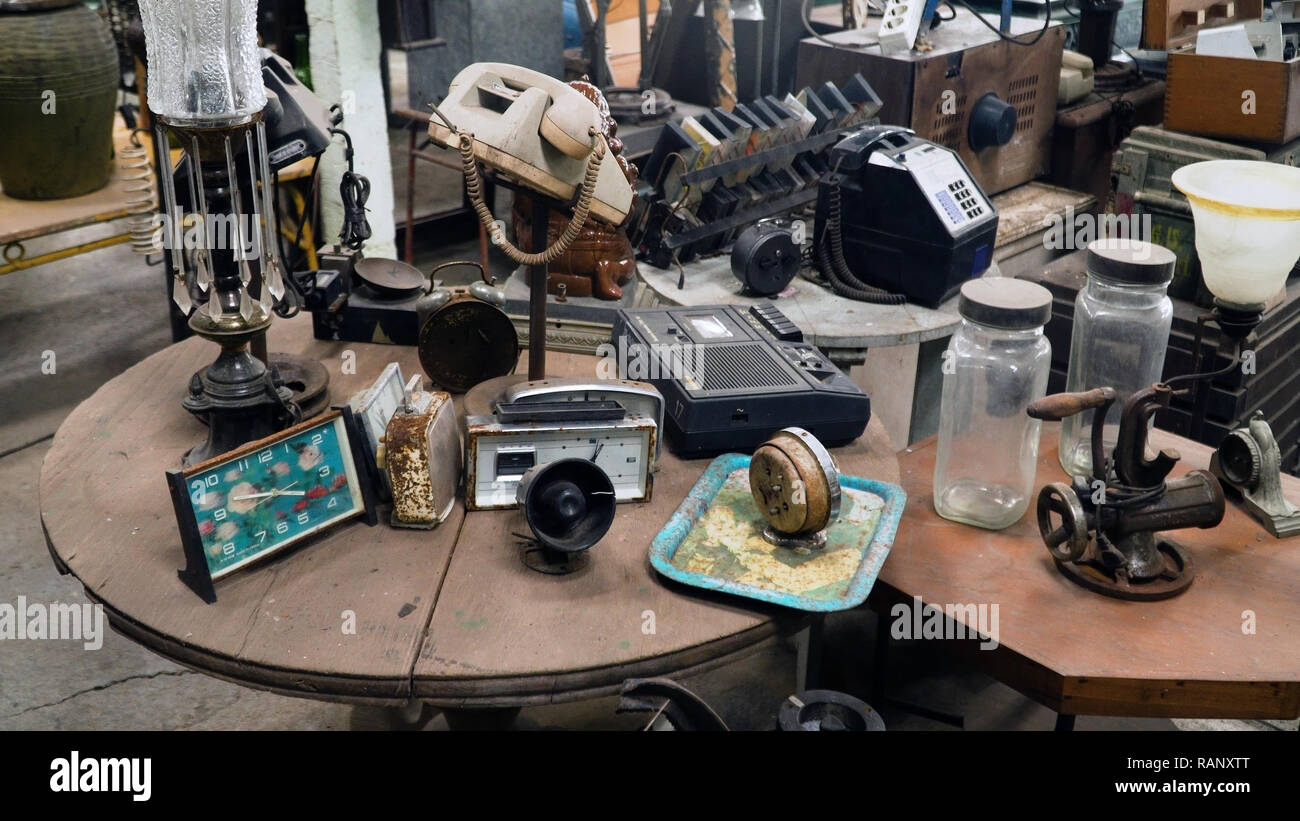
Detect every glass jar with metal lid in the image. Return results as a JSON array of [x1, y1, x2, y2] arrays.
[[934, 278, 1054, 530], [1058, 239, 1175, 478]]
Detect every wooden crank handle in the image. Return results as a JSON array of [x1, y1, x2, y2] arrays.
[[1026, 387, 1117, 421]]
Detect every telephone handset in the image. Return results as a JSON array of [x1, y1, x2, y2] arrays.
[[428, 63, 635, 265]]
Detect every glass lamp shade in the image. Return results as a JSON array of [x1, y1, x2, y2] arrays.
[[138, 0, 266, 126], [1172, 160, 1300, 308]]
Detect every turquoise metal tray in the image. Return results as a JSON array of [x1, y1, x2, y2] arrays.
[[649, 453, 907, 612]]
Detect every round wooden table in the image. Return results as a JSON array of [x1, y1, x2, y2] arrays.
[[40, 316, 899, 721]]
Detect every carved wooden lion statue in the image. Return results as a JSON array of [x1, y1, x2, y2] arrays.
[[511, 79, 638, 301]]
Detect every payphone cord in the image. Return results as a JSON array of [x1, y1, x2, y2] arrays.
[[814, 177, 906, 305]]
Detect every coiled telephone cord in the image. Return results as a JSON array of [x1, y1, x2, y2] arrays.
[[458, 128, 605, 267], [816, 182, 906, 305]]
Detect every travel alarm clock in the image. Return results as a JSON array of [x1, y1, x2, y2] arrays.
[[166, 407, 379, 603]]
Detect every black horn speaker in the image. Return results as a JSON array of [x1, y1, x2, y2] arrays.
[[516, 458, 617, 574]]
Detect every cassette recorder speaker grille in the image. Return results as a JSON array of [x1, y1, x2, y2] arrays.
[[614, 304, 871, 454], [695, 344, 800, 393]]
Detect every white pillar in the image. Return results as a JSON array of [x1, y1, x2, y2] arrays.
[[305, 0, 397, 258]]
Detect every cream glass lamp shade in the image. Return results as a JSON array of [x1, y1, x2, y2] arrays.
[[1172, 160, 1300, 308], [137, 0, 266, 126]]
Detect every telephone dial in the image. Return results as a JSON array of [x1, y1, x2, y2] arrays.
[[429, 62, 635, 249]]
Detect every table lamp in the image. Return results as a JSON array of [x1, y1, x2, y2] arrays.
[[1173, 160, 1300, 340], [139, 0, 297, 465], [1169, 160, 1300, 439]]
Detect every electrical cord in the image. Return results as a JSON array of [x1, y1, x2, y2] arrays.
[[329, 126, 373, 251], [814, 172, 906, 304], [801, 0, 880, 50], [1162, 351, 1242, 390], [271, 108, 368, 318], [952, 0, 1052, 46]]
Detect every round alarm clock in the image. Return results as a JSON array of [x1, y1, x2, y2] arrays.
[[748, 427, 841, 549], [416, 261, 519, 393], [731, 220, 800, 296]]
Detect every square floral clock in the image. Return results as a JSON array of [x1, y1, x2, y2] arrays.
[[166, 407, 379, 602]]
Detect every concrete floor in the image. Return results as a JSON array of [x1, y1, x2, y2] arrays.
[[1, 143, 1292, 732]]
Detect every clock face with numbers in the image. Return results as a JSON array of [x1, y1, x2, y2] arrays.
[[169, 410, 370, 587]]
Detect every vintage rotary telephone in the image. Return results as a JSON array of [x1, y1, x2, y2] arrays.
[[428, 62, 635, 257], [1027, 384, 1226, 600]]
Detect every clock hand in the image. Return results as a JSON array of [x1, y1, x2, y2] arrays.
[[234, 481, 303, 508], [232, 490, 308, 500]]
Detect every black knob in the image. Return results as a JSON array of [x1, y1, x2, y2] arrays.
[[968, 93, 1016, 151]]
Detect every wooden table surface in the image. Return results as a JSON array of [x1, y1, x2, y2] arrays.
[[40, 315, 900, 708], [879, 428, 1300, 720]]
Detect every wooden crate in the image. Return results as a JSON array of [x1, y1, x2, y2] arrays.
[[1165, 52, 1300, 143], [1141, 0, 1262, 51], [1149, 0, 1300, 144]]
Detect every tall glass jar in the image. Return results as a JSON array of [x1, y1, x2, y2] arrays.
[[1059, 239, 1175, 478], [934, 279, 1054, 530]]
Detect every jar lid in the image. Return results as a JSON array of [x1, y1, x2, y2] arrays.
[[958, 277, 1053, 330], [1086, 239, 1176, 285]]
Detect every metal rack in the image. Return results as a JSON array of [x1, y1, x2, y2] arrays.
[[649, 125, 857, 253]]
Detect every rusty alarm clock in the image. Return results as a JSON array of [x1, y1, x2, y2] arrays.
[[749, 427, 842, 549], [416, 261, 519, 394]]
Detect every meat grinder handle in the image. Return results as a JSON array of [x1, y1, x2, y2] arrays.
[[1026, 387, 1117, 421]]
